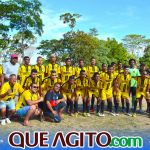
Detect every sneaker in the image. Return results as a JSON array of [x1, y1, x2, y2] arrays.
[[97, 113, 101, 116], [132, 113, 136, 117], [86, 113, 91, 117], [98, 113, 105, 117], [90, 108, 95, 113], [126, 113, 132, 116], [110, 112, 116, 116], [1, 119, 6, 126], [75, 112, 78, 117], [115, 113, 119, 116], [5, 118, 11, 124], [83, 112, 87, 117]]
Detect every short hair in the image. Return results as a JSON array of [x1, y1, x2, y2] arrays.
[[102, 63, 106, 67], [54, 82, 61, 87], [51, 70, 56, 74], [69, 75, 75, 80], [37, 56, 42, 60], [111, 62, 116, 66], [91, 57, 96, 60], [79, 59, 84, 62], [9, 74, 16, 79], [129, 59, 136, 64], [124, 66, 129, 69], [31, 69, 37, 73], [30, 82, 37, 87], [93, 72, 99, 78], [80, 70, 85, 74], [23, 56, 30, 60], [65, 58, 71, 62]]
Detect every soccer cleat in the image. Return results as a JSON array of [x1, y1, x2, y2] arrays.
[[5, 118, 11, 124], [97, 113, 101, 116], [70, 113, 74, 117], [115, 113, 119, 116], [83, 112, 87, 117], [132, 113, 136, 117], [86, 113, 91, 117], [1, 119, 6, 126], [126, 113, 132, 116], [98, 113, 105, 117], [110, 112, 116, 116]]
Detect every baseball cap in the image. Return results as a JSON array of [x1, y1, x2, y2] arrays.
[[11, 54, 18, 58]]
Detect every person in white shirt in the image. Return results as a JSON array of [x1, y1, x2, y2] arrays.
[[3, 54, 20, 82]]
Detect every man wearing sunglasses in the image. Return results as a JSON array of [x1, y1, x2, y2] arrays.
[[15, 83, 44, 126], [44, 83, 66, 123], [3, 54, 20, 82]]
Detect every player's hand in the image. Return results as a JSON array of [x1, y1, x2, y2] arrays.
[[52, 111, 58, 116], [39, 97, 44, 102]]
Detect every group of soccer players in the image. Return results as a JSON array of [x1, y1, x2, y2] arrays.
[[0, 54, 150, 126]]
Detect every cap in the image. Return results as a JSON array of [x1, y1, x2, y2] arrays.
[[11, 54, 18, 58]]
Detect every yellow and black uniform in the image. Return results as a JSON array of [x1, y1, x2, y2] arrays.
[[16, 90, 39, 110], [101, 73, 115, 100], [75, 77, 89, 97], [135, 77, 150, 98], [41, 77, 61, 94], [23, 76, 41, 90], [32, 64, 46, 82], [75, 66, 87, 77], [87, 65, 99, 78], [61, 81, 76, 100], [113, 69, 124, 78], [46, 63, 60, 77], [0, 64, 3, 87], [0, 82, 24, 101], [18, 64, 32, 86], [60, 66, 75, 83], [117, 73, 131, 99], [88, 79, 101, 98]]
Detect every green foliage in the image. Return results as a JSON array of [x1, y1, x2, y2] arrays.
[[140, 45, 150, 68]]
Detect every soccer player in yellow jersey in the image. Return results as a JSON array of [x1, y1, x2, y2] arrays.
[[132, 70, 150, 117], [75, 59, 87, 77], [113, 62, 124, 78], [23, 69, 41, 92], [61, 76, 76, 116], [18, 56, 32, 86], [99, 63, 107, 79], [32, 56, 46, 83], [115, 66, 132, 116], [87, 72, 101, 117], [60, 58, 75, 84], [101, 66, 116, 116], [16, 83, 44, 126], [87, 58, 99, 112], [75, 70, 89, 116], [0, 74, 24, 125], [0, 64, 4, 88], [45, 54, 60, 77], [41, 70, 61, 96]]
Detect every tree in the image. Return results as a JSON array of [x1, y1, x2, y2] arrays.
[[0, 0, 43, 58], [89, 28, 99, 37], [60, 13, 81, 30], [122, 34, 146, 57], [139, 45, 150, 68]]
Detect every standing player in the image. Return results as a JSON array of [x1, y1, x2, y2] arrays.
[[87, 72, 101, 117], [75, 70, 89, 116], [129, 59, 140, 110], [101, 66, 116, 116], [87, 58, 99, 113], [18, 56, 32, 86], [32, 56, 45, 83], [132, 71, 150, 117], [75, 59, 87, 77], [45, 54, 60, 77], [60, 58, 75, 84], [61, 76, 76, 116]]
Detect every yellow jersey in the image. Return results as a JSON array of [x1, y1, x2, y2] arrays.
[[60, 66, 75, 83], [89, 79, 101, 91], [75, 77, 89, 90], [16, 90, 39, 110], [113, 69, 124, 78], [42, 77, 61, 92], [23, 76, 41, 90], [0, 82, 24, 101], [0, 64, 3, 76], [117, 73, 131, 92], [61, 81, 76, 93], [46, 63, 60, 76], [32, 64, 46, 81], [101, 73, 116, 90], [87, 65, 99, 78], [18, 64, 32, 86], [136, 77, 150, 92], [75, 66, 87, 77]]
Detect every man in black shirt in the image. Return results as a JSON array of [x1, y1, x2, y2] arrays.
[[44, 83, 66, 122]]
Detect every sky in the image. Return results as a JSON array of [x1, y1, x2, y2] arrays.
[[38, 0, 150, 43]]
